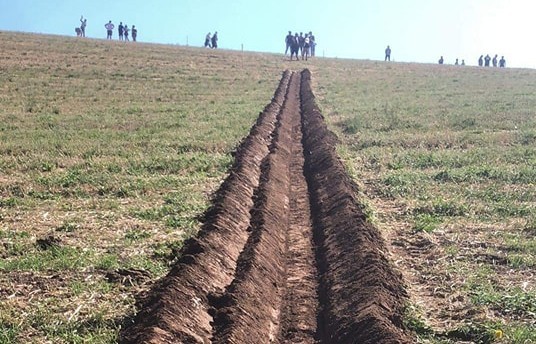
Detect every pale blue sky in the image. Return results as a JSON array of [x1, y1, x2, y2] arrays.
[[0, 0, 535, 68]]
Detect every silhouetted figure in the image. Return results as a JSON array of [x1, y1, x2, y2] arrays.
[[309, 31, 316, 57], [438, 56, 444, 64], [204, 33, 211, 48], [132, 26, 137, 42], [105, 20, 114, 39], [302, 34, 310, 60], [285, 31, 293, 55], [492, 54, 498, 67], [211, 31, 218, 49], [75, 27, 82, 37], [455, 58, 459, 65], [290, 33, 300, 61], [124, 25, 129, 41], [385, 45, 391, 61], [499, 56, 506, 68], [484, 54, 491, 67], [478, 55, 484, 66], [118, 22, 124, 40], [461, 59, 465, 66], [80, 16, 87, 37], [298, 32, 305, 55]]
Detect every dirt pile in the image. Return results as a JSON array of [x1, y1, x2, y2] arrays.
[[120, 69, 411, 344]]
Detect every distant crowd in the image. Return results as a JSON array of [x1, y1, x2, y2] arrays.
[[285, 31, 316, 61], [384, 45, 507, 68], [72, 21, 510, 68], [104, 20, 138, 41], [74, 16, 138, 42], [437, 54, 506, 67], [477, 54, 506, 67]]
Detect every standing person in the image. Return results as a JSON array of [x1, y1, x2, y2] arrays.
[[123, 25, 129, 41], [132, 25, 137, 42], [80, 16, 87, 37], [105, 20, 114, 39], [478, 55, 484, 66], [290, 33, 300, 61], [285, 31, 293, 55], [204, 32, 211, 48], [492, 54, 498, 67], [438, 56, 444, 64], [461, 59, 465, 66], [455, 58, 459, 65], [385, 45, 391, 61], [484, 54, 491, 67], [298, 32, 305, 56], [211, 31, 218, 48], [118, 22, 124, 40], [499, 56, 506, 67], [309, 31, 316, 57], [302, 33, 310, 60]]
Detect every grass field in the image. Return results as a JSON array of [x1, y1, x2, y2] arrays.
[[1, 31, 535, 343]]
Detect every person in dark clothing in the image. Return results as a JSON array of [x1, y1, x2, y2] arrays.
[[290, 33, 300, 61], [484, 54, 491, 67], [118, 22, 124, 40], [438, 56, 444, 64], [132, 26, 137, 42], [211, 31, 218, 48], [204, 33, 211, 48], [285, 31, 293, 55], [298, 32, 305, 55], [385, 45, 391, 61], [80, 16, 87, 37], [105, 20, 114, 39], [478, 55, 484, 66], [302, 33, 310, 60], [499, 56, 506, 68], [492, 54, 498, 67]]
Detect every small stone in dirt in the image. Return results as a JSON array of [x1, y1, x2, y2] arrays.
[[36, 235, 62, 250]]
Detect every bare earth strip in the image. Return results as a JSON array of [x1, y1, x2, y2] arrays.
[[120, 72, 291, 343], [121, 69, 411, 343], [278, 72, 319, 343]]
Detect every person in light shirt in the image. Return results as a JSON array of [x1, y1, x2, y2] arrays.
[[105, 20, 114, 40]]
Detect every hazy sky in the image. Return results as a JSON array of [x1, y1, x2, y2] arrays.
[[1, 0, 535, 68]]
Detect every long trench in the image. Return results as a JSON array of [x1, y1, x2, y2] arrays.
[[120, 69, 411, 344]]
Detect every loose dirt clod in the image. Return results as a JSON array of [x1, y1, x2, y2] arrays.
[[36, 235, 62, 250], [120, 70, 411, 344]]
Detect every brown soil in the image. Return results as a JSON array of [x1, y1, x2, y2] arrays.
[[120, 70, 412, 344]]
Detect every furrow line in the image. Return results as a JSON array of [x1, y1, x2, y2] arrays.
[[210, 72, 300, 344], [120, 71, 292, 344], [277, 72, 319, 343], [300, 69, 412, 344]]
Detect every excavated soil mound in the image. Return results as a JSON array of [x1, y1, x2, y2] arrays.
[[120, 70, 411, 344]]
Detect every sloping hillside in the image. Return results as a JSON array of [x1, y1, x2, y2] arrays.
[[1, 31, 535, 343]]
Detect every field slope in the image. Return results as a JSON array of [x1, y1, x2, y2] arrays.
[[1, 31, 535, 343]]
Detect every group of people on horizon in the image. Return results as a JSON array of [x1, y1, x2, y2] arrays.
[[204, 32, 218, 48], [437, 54, 506, 67], [75, 16, 138, 42], [104, 20, 138, 41], [478, 54, 506, 68], [285, 31, 316, 61]]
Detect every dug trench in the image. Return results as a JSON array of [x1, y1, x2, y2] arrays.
[[120, 69, 411, 344]]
